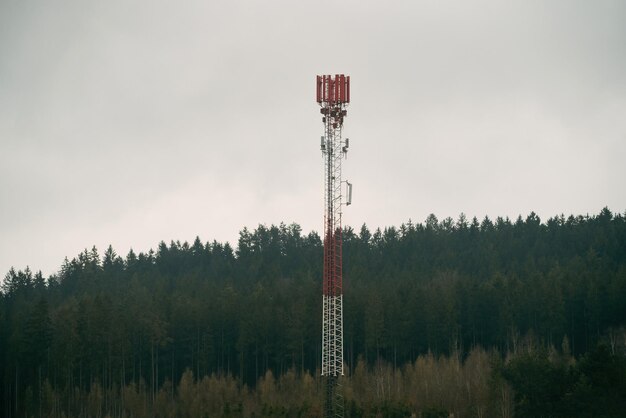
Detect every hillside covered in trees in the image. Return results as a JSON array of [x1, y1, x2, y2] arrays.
[[1, 208, 626, 417]]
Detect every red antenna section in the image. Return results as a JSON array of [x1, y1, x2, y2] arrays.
[[316, 74, 350, 104]]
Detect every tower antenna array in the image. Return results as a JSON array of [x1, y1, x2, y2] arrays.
[[316, 74, 351, 418]]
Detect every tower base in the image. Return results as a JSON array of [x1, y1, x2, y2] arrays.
[[323, 375, 344, 418]]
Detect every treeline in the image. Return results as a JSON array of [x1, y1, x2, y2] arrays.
[[1, 208, 626, 417]]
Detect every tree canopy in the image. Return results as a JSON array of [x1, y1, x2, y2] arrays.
[[1, 209, 625, 417]]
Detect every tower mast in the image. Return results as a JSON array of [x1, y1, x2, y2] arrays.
[[316, 74, 351, 418]]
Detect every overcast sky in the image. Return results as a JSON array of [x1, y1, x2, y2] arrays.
[[1, 0, 625, 277]]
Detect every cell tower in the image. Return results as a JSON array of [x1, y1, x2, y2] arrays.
[[316, 74, 351, 418]]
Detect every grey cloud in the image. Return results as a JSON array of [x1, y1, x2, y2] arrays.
[[1, 0, 625, 276]]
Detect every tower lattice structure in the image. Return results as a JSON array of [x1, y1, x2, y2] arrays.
[[317, 74, 351, 418]]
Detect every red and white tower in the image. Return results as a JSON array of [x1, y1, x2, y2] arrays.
[[317, 74, 351, 418]]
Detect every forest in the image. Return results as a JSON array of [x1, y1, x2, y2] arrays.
[[1, 208, 626, 417]]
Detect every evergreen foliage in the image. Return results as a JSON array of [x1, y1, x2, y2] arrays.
[[1, 209, 625, 417]]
